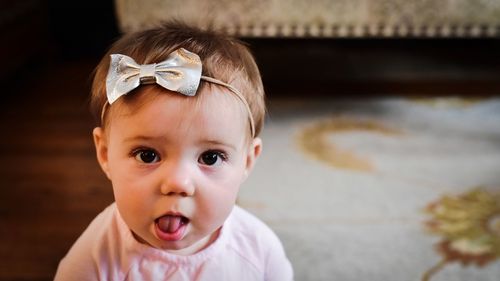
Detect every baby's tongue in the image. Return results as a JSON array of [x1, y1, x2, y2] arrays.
[[157, 215, 182, 233]]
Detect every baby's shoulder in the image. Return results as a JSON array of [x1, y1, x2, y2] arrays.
[[75, 203, 122, 250], [54, 203, 127, 280], [224, 205, 284, 259], [229, 205, 274, 235], [223, 206, 293, 281]]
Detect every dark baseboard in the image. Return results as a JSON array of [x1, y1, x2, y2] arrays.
[[245, 38, 500, 96]]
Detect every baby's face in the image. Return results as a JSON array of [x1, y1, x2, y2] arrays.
[[98, 88, 257, 254]]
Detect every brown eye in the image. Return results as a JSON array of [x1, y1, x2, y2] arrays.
[[199, 150, 226, 166], [134, 149, 160, 163]]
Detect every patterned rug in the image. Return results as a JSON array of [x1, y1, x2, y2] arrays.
[[238, 96, 500, 281]]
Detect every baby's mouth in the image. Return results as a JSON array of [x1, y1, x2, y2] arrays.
[[155, 214, 189, 241], [156, 215, 189, 233]]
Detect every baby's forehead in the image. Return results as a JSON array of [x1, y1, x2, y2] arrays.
[[107, 85, 251, 139]]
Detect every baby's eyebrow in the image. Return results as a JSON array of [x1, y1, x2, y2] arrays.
[[123, 135, 168, 143], [199, 139, 237, 151], [122, 135, 238, 150]]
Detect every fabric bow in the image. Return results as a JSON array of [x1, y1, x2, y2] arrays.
[[106, 48, 202, 104]]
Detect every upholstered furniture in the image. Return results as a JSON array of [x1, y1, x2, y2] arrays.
[[115, 0, 500, 38]]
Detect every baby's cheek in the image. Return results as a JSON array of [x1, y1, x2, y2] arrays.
[[112, 177, 147, 212], [203, 188, 237, 219]]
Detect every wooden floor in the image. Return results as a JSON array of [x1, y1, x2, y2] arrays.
[[0, 56, 499, 281], [0, 60, 114, 281]]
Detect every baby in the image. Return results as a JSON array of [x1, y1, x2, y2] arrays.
[[54, 21, 293, 280]]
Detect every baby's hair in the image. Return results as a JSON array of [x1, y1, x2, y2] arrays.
[[90, 20, 266, 137]]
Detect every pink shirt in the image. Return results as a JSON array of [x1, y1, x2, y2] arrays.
[[54, 203, 293, 280]]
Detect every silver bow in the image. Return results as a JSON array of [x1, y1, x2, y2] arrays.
[[106, 48, 202, 104]]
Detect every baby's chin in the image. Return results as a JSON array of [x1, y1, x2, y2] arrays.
[[133, 228, 220, 256]]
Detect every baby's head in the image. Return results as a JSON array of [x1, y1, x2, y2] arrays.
[[89, 21, 265, 255], [90, 20, 265, 137]]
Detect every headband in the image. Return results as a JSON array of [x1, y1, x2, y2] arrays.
[[102, 48, 255, 137]]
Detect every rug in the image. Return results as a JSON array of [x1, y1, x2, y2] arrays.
[[237, 96, 500, 281]]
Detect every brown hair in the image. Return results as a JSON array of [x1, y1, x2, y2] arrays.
[[90, 20, 266, 136]]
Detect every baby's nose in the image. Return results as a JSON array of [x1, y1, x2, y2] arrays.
[[160, 161, 195, 197]]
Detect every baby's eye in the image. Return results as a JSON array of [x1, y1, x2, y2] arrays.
[[133, 149, 160, 164], [198, 150, 227, 166]]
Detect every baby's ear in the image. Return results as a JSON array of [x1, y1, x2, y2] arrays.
[[244, 137, 262, 178], [93, 127, 111, 179]]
